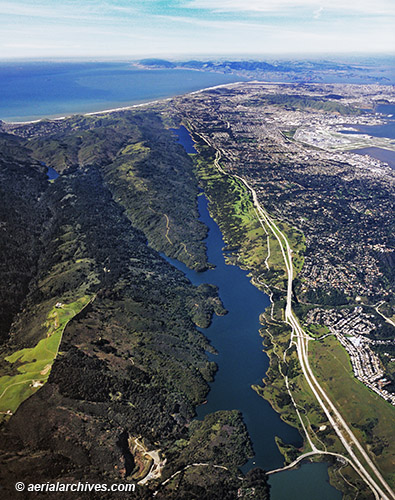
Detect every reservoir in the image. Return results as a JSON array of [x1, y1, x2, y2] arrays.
[[169, 126, 342, 499], [46, 165, 59, 180], [164, 194, 301, 471], [269, 462, 341, 500]]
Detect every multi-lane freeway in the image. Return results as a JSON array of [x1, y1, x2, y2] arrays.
[[197, 133, 395, 500]]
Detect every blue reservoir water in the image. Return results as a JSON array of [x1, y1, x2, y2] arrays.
[[46, 165, 59, 180], [269, 462, 341, 500], [164, 194, 302, 471], [169, 126, 342, 498], [171, 125, 198, 154], [0, 62, 244, 122]]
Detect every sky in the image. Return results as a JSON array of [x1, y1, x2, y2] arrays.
[[1, 0, 394, 59]]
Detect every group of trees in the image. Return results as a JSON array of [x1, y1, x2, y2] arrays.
[[0, 110, 267, 498]]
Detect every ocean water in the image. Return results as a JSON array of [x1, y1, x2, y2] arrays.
[[0, 61, 244, 122]]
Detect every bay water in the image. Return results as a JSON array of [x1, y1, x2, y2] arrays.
[[343, 103, 395, 169]]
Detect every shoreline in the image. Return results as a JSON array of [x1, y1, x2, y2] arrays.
[[2, 81, 245, 126], [6, 79, 393, 126], [2, 97, 173, 125]]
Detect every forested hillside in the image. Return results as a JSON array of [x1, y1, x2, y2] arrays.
[[0, 111, 269, 498]]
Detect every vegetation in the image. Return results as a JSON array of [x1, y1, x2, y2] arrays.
[[0, 296, 90, 418], [160, 410, 270, 499], [246, 94, 363, 116], [24, 112, 209, 271], [0, 150, 47, 343], [168, 410, 253, 469], [0, 111, 262, 498], [253, 313, 337, 454], [310, 336, 395, 488], [191, 138, 305, 293], [195, 149, 271, 273], [306, 323, 330, 337]]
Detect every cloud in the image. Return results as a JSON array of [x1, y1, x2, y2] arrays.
[[313, 6, 323, 19], [4, 42, 81, 49], [183, 0, 395, 16], [0, 1, 138, 22], [154, 14, 272, 31], [2, 0, 394, 58]]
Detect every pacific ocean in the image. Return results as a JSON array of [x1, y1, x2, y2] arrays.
[[0, 61, 245, 122]]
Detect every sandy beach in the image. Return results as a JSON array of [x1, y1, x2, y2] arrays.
[[5, 81, 244, 126]]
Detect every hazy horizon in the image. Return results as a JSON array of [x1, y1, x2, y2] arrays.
[[0, 53, 394, 63], [2, 1, 394, 60]]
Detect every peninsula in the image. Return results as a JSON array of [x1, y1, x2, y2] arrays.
[[0, 80, 394, 499]]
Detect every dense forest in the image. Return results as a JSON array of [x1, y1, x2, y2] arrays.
[[0, 112, 269, 498]]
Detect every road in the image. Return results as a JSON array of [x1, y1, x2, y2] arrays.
[[374, 301, 395, 328], [196, 133, 395, 500], [163, 214, 172, 244], [254, 194, 393, 500], [239, 163, 394, 500]]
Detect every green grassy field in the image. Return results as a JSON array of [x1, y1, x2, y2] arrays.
[[0, 296, 91, 419], [310, 335, 395, 487], [195, 149, 296, 289], [256, 316, 342, 455], [307, 323, 330, 337]]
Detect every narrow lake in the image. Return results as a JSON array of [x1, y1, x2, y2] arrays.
[[163, 194, 301, 471], [165, 127, 342, 499]]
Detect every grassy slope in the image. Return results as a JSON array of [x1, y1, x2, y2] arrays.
[[0, 296, 90, 417], [25, 111, 209, 271], [193, 143, 305, 290], [310, 336, 395, 488]]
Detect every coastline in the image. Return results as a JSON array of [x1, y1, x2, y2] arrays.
[[2, 81, 245, 126], [2, 97, 173, 125]]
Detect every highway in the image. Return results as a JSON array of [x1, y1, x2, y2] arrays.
[[196, 134, 395, 500]]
